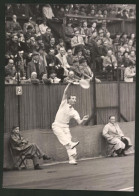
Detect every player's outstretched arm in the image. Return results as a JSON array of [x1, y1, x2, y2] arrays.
[[62, 83, 71, 101], [77, 115, 89, 125]]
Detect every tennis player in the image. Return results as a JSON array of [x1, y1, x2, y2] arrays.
[[52, 83, 89, 165]]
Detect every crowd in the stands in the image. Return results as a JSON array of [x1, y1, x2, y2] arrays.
[[5, 4, 136, 84]]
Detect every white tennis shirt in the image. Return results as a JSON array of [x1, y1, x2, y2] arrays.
[[53, 99, 80, 128]]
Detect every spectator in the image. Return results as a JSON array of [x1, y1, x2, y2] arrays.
[[129, 9, 136, 19], [38, 47, 47, 77], [9, 15, 21, 33], [5, 59, 16, 83], [24, 25, 35, 40], [23, 17, 35, 33], [122, 9, 129, 19], [31, 72, 40, 84], [63, 70, 79, 84], [103, 31, 113, 50], [45, 37, 57, 54], [27, 52, 45, 80], [128, 50, 136, 66], [10, 126, 50, 170], [15, 50, 26, 79], [66, 49, 74, 66], [95, 9, 103, 18], [8, 34, 20, 57], [48, 70, 61, 84], [95, 38, 107, 72], [128, 40, 136, 52], [46, 48, 57, 75], [80, 21, 90, 44], [39, 18, 48, 35], [113, 33, 121, 53], [103, 9, 108, 18], [71, 30, 84, 53], [55, 47, 70, 77], [102, 116, 132, 157], [120, 33, 128, 45], [116, 8, 123, 18], [57, 7, 65, 18], [64, 20, 74, 47], [103, 49, 117, 72], [79, 6, 87, 16], [88, 9, 96, 17], [124, 64, 136, 82], [5, 4, 13, 17], [56, 39, 66, 54], [42, 4, 54, 19], [122, 51, 131, 68], [88, 22, 97, 38], [43, 28, 53, 46], [42, 73, 50, 84], [12, 4, 26, 18]]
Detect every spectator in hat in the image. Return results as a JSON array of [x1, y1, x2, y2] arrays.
[[27, 52, 46, 80], [48, 70, 61, 84], [39, 18, 48, 35], [9, 15, 21, 33], [10, 126, 51, 170]]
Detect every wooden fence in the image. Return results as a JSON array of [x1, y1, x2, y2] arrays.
[[4, 82, 135, 132]]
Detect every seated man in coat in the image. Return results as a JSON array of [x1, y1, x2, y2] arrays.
[[102, 116, 132, 157], [10, 126, 50, 170]]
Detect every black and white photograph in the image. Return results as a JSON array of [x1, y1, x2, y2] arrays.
[[2, 3, 135, 191]]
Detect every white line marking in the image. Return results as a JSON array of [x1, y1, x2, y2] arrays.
[[119, 187, 134, 191]]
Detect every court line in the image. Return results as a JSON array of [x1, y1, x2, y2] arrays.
[[118, 187, 134, 191]]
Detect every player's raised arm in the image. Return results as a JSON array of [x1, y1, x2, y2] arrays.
[[61, 83, 71, 101]]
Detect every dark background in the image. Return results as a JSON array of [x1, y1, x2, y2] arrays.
[[0, 0, 138, 196]]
